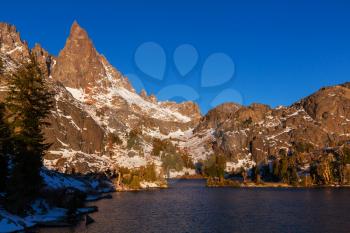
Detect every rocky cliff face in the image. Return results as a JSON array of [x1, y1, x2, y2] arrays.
[[1, 21, 349, 176], [185, 84, 350, 172], [0, 22, 201, 174]]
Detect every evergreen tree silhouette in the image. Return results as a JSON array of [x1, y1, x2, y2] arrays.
[[0, 103, 10, 192], [5, 54, 54, 214]]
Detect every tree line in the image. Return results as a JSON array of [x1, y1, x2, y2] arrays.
[[203, 146, 350, 186]]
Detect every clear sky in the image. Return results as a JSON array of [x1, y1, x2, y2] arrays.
[[1, 0, 350, 113]]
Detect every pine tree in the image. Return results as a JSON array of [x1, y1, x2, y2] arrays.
[[0, 103, 10, 192], [5, 55, 54, 213], [0, 56, 10, 192], [251, 165, 261, 183], [272, 159, 280, 181], [203, 154, 226, 178], [279, 157, 289, 183]]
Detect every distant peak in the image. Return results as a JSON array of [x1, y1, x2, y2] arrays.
[[68, 20, 90, 41], [72, 20, 79, 26], [70, 20, 82, 32]]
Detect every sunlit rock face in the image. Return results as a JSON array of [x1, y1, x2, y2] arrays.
[[0, 22, 201, 174], [1, 21, 349, 174], [194, 84, 350, 169]]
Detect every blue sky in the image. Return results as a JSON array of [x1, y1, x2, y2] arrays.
[[1, 0, 350, 113]]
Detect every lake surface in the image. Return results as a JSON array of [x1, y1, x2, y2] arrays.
[[38, 179, 350, 233]]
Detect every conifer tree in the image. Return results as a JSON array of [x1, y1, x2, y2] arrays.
[[5, 55, 54, 213], [279, 157, 289, 183], [0, 103, 10, 192], [0, 56, 10, 192]]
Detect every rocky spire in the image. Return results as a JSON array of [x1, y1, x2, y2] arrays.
[[51, 21, 133, 93], [0, 22, 30, 63], [51, 21, 105, 88]]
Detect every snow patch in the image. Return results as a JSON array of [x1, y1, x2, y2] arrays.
[[226, 154, 256, 172], [167, 168, 196, 178], [65, 87, 86, 102]]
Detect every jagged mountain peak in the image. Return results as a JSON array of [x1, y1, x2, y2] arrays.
[[67, 20, 93, 51], [1, 21, 349, 177], [50, 22, 200, 126], [51, 21, 128, 91], [0, 22, 30, 64], [71, 20, 83, 33], [0, 22, 17, 35]]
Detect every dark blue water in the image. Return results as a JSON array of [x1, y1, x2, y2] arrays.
[[38, 179, 350, 233]]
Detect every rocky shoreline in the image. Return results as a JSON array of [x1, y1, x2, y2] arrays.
[[0, 169, 115, 232]]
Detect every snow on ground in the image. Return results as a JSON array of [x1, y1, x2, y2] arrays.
[[112, 155, 148, 169], [142, 127, 193, 140], [0, 43, 23, 55], [47, 60, 201, 176], [266, 127, 293, 141], [65, 87, 86, 102], [0, 200, 97, 233], [109, 87, 191, 123], [65, 83, 191, 124], [41, 169, 88, 192], [167, 168, 196, 178], [0, 168, 111, 233], [45, 149, 112, 173], [178, 129, 215, 162], [140, 181, 161, 188], [263, 115, 281, 128], [63, 57, 193, 125], [25, 200, 67, 225], [0, 208, 34, 233], [226, 154, 256, 172]]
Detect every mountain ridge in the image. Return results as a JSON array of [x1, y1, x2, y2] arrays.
[[1, 21, 202, 174], [1, 21, 349, 185]]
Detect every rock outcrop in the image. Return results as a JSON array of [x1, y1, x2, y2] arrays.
[[184, 84, 350, 173], [1, 21, 349, 177], [0, 23, 30, 65]]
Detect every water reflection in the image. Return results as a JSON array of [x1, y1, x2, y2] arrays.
[[37, 180, 350, 233]]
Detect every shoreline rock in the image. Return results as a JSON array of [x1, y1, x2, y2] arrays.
[[0, 169, 114, 233]]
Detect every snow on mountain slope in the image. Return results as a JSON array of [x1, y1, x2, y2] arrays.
[[178, 128, 215, 162], [65, 85, 191, 123], [3, 21, 349, 177], [38, 21, 201, 173]]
